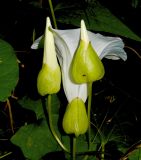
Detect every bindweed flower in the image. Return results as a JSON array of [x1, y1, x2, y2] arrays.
[[31, 18, 127, 137], [31, 18, 127, 102], [70, 20, 105, 84], [62, 97, 88, 137], [37, 17, 61, 96], [51, 28, 127, 102]]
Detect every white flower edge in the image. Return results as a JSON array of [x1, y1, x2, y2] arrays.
[[31, 29, 127, 61], [51, 28, 88, 102], [53, 29, 127, 61], [31, 26, 127, 102]]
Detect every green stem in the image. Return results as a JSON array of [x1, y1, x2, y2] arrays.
[[42, 95, 69, 153], [32, 28, 36, 43], [83, 82, 93, 160], [0, 152, 12, 159], [48, 0, 58, 29], [101, 143, 105, 160], [72, 136, 76, 160], [87, 82, 93, 149]]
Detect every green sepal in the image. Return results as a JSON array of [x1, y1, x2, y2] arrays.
[[62, 98, 88, 137], [70, 40, 105, 84], [37, 64, 61, 96]]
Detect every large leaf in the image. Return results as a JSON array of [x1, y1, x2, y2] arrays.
[[11, 120, 60, 160], [11, 94, 63, 159], [57, 1, 141, 42], [0, 39, 19, 101]]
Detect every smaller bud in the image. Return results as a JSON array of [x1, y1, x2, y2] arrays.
[[37, 64, 61, 95], [70, 20, 105, 84], [62, 97, 88, 137], [37, 17, 61, 96]]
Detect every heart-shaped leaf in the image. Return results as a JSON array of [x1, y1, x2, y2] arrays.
[[0, 39, 19, 101], [11, 94, 63, 159], [11, 120, 60, 160]]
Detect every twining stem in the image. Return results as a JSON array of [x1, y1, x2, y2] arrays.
[[47, 95, 69, 152], [32, 28, 36, 43], [125, 45, 141, 59], [87, 82, 93, 149], [48, 0, 58, 29], [0, 152, 12, 159], [42, 95, 69, 153], [72, 136, 76, 160], [6, 99, 14, 134]]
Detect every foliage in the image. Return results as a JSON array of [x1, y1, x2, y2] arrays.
[[0, 39, 19, 101], [56, 1, 141, 42]]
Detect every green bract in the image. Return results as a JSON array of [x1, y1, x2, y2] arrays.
[[37, 64, 61, 95], [37, 17, 61, 96], [62, 97, 88, 137], [70, 20, 105, 84], [70, 40, 105, 83]]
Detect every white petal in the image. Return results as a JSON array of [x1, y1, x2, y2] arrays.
[[31, 28, 127, 61], [54, 29, 80, 57], [88, 32, 127, 61], [54, 29, 127, 61], [81, 20, 89, 45], [51, 29, 88, 102], [31, 36, 42, 49], [43, 17, 56, 67]]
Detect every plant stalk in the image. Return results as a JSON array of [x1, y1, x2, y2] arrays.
[[101, 143, 105, 160], [6, 99, 14, 134], [72, 136, 76, 160], [48, 0, 58, 29], [42, 95, 69, 152], [87, 82, 93, 149], [0, 152, 12, 159]]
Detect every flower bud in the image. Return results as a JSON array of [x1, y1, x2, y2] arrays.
[[37, 64, 61, 95], [62, 97, 88, 137], [70, 20, 105, 84], [37, 17, 61, 96]]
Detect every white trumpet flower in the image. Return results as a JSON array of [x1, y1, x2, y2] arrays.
[[31, 18, 127, 102]]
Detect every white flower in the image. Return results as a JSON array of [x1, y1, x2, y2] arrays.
[[31, 18, 127, 102]]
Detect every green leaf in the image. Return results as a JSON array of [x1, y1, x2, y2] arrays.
[[11, 94, 63, 159], [18, 94, 60, 119], [128, 148, 141, 160], [119, 140, 141, 160], [18, 97, 44, 120], [0, 39, 19, 101], [11, 120, 60, 160], [57, 1, 141, 42]]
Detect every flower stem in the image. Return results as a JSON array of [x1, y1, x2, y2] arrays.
[[42, 95, 69, 152], [101, 143, 105, 160], [72, 136, 76, 160], [0, 152, 12, 159], [48, 0, 58, 29], [87, 82, 93, 149]]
